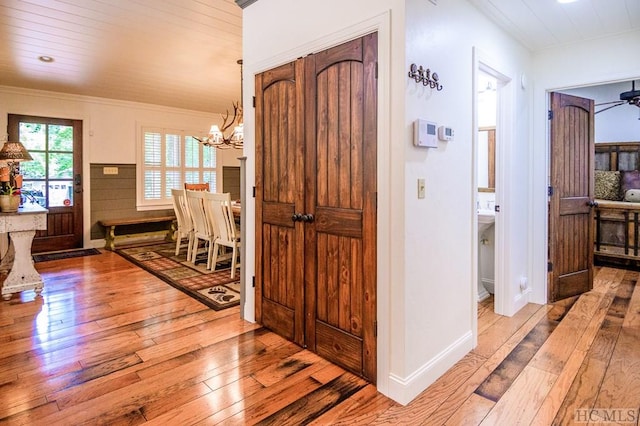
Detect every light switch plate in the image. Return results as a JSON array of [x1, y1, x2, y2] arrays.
[[418, 178, 426, 199], [103, 166, 119, 175]]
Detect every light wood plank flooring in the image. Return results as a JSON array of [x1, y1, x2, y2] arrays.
[[0, 250, 639, 425]]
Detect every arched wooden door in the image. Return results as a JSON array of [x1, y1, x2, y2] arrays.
[[255, 33, 378, 382], [548, 92, 595, 302]]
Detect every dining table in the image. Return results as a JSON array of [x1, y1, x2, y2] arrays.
[[231, 201, 241, 220]]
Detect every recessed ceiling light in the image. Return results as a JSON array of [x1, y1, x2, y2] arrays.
[[38, 56, 54, 63]]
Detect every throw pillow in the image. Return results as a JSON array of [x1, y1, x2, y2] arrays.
[[625, 189, 640, 203], [594, 170, 621, 200], [621, 170, 640, 199]]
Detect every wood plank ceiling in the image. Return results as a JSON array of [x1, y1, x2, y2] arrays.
[[468, 0, 640, 51], [1, 0, 638, 114], [0, 0, 242, 113]]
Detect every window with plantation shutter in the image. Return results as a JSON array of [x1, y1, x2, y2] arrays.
[[138, 127, 217, 209]]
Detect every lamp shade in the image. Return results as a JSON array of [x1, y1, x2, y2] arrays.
[[0, 141, 33, 162]]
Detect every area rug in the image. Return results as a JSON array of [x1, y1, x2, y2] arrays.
[[33, 248, 101, 263], [115, 242, 240, 311]]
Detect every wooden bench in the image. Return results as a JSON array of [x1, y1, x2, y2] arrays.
[[99, 215, 176, 250]]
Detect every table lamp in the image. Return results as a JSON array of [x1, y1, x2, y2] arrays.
[[0, 141, 33, 189]]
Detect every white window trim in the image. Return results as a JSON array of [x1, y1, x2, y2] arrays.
[[136, 125, 216, 211]]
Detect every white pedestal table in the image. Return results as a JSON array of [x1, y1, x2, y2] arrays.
[[0, 204, 48, 300]]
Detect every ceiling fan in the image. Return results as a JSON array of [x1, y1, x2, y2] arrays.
[[595, 80, 640, 114]]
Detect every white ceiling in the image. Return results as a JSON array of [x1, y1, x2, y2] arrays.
[[468, 0, 640, 51], [0, 0, 242, 113], [1, 0, 638, 114]]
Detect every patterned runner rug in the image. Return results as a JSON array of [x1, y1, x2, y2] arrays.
[[115, 242, 240, 311]]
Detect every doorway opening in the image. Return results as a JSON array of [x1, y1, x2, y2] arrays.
[[477, 70, 497, 306], [473, 50, 513, 322], [545, 78, 639, 301]]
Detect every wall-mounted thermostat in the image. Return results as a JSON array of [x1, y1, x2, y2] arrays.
[[438, 125, 454, 141], [414, 119, 437, 148]]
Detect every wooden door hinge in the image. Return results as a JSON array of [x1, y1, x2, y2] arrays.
[[252, 186, 256, 197], [375, 62, 378, 79], [374, 320, 377, 337], [548, 110, 553, 120], [252, 276, 255, 288], [548, 262, 553, 272], [548, 186, 554, 196], [253, 96, 256, 107]]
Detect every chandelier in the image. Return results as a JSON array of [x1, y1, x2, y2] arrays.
[[196, 59, 244, 149]]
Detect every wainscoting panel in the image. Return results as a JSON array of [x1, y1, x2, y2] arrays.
[[90, 163, 173, 240]]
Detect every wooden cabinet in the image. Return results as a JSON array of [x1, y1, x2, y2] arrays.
[[594, 201, 640, 268], [593, 142, 640, 268]]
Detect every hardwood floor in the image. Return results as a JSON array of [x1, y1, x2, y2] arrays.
[[1, 251, 639, 425]]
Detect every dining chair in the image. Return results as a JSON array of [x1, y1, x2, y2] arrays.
[[184, 182, 210, 191], [185, 190, 216, 266], [171, 189, 193, 259], [203, 192, 241, 278]]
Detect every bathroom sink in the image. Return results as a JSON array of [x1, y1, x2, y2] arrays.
[[477, 209, 495, 234]]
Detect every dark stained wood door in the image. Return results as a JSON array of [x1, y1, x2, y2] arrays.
[[304, 34, 377, 382], [255, 60, 306, 345], [8, 114, 83, 252], [548, 92, 595, 302], [255, 33, 377, 382]]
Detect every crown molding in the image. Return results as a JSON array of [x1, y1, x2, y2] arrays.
[[235, 0, 259, 9]]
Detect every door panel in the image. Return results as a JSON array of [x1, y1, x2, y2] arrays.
[[256, 33, 377, 382], [255, 60, 306, 346], [8, 114, 83, 252], [549, 92, 594, 302], [305, 33, 377, 381]]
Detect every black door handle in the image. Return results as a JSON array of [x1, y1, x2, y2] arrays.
[[587, 200, 599, 208], [292, 213, 303, 222], [301, 213, 314, 223]]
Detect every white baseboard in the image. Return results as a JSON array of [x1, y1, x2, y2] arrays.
[[386, 331, 474, 405], [477, 286, 490, 301], [481, 278, 495, 294], [513, 286, 532, 306]]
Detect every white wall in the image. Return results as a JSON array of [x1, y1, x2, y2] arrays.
[[402, 0, 531, 402], [531, 30, 640, 305], [564, 81, 640, 143], [0, 85, 241, 246], [242, 0, 532, 405]]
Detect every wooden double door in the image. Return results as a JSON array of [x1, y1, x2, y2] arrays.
[[255, 33, 378, 382]]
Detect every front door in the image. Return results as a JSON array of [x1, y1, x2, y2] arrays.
[[548, 92, 595, 302], [8, 114, 83, 252], [256, 33, 378, 382]]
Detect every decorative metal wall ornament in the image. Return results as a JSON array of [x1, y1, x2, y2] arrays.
[[408, 63, 443, 91]]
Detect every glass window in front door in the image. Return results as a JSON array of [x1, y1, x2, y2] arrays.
[[19, 122, 74, 208]]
